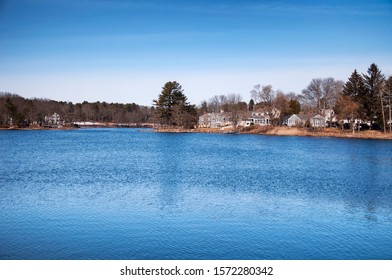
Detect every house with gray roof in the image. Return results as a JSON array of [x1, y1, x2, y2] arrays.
[[198, 112, 231, 128]]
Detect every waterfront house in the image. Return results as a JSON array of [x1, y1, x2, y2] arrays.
[[252, 114, 271, 126], [285, 114, 308, 127], [45, 113, 64, 127], [252, 107, 281, 119], [321, 109, 337, 125], [239, 107, 279, 127], [198, 112, 231, 128], [239, 112, 271, 127], [309, 114, 326, 127]]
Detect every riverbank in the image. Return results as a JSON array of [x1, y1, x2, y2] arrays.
[[156, 126, 392, 140]]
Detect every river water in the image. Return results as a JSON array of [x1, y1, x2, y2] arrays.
[[1, 128, 391, 259]]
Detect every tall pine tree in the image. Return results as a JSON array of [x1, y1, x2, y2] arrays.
[[363, 63, 385, 129], [343, 69, 366, 119], [153, 81, 196, 127]]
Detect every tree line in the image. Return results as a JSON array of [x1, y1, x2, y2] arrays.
[[0, 93, 153, 127]]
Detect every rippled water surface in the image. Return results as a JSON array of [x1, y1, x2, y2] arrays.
[[1, 129, 391, 259]]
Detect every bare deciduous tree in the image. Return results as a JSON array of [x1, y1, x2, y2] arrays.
[[208, 94, 228, 113], [302, 78, 343, 115], [226, 93, 243, 129], [334, 95, 360, 133], [301, 78, 323, 113], [251, 84, 274, 106]]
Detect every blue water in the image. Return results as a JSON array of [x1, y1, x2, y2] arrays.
[[1, 128, 391, 260]]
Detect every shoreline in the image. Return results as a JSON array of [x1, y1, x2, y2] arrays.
[[155, 126, 392, 140]]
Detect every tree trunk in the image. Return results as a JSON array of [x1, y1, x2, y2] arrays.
[[389, 96, 391, 133], [352, 115, 355, 134], [380, 91, 386, 133]]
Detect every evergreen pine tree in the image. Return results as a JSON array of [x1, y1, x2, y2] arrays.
[[343, 69, 366, 119], [248, 99, 255, 111], [288, 99, 301, 114], [363, 63, 385, 128], [153, 81, 196, 127]]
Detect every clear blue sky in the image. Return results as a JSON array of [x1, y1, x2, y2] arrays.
[[1, 0, 391, 106]]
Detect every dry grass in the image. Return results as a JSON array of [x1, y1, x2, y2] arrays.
[[187, 126, 392, 140], [244, 126, 392, 139]]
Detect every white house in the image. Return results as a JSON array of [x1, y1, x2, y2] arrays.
[[45, 113, 64, 126], [285, 114, 308, 127], [239, 111, 272, 127], [321, 109, 337, 123], [253, 115, 271, 126], [239, 115, 271, 127], [309, 114, 326, 127]]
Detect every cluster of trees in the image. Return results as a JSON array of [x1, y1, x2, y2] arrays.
[[1, 80, 200, 129], [337, 64, 392, 132], [290, 63, 392, 132], [251, 85, 302, 120], [301, 78, 343, 114], [0, 93, 153, 127], [298, 63, 392, 132]]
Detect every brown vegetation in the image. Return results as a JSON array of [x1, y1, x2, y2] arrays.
[[156, 126, 392, 140], [240, 126, 392, 139]]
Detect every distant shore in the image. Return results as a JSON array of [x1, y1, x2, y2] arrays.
[[155, 126, 392, 140]]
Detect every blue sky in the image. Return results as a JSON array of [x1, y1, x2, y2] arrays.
[[1, 0, 391, 106]]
